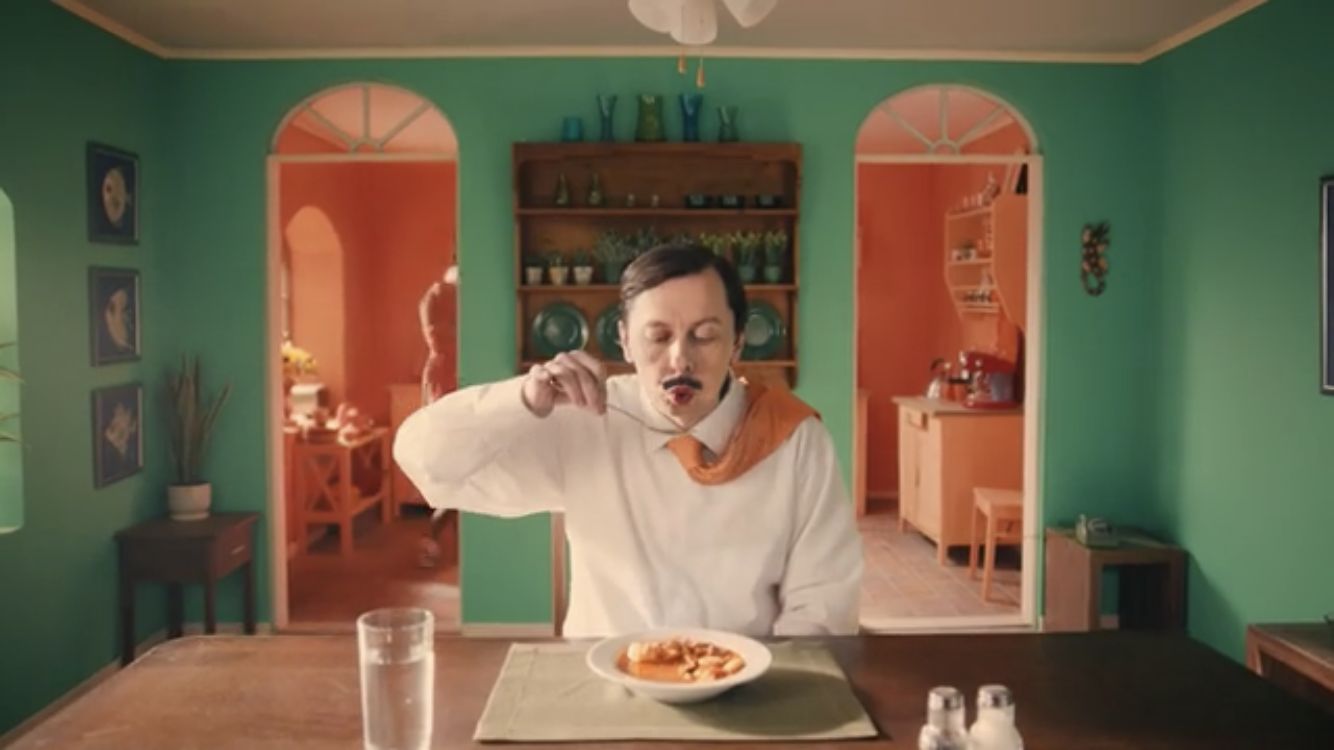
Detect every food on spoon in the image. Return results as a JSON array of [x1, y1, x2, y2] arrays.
[[617, 636, 746, 683]]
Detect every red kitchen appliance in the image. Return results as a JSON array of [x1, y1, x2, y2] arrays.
[[956, 351, 1019, 409]]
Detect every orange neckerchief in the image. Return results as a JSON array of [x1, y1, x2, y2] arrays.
[[664, 380, 819, 485]]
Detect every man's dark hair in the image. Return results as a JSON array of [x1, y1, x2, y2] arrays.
[[619, 243, 747, 334]]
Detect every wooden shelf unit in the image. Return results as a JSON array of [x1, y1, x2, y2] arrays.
[[943, 194, 1027, 323], [513, 142, 803, 388]]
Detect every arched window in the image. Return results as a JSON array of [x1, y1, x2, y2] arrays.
[[857, 85, 1036, 156]]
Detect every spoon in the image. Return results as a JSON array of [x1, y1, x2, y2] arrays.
[[545, 376, 684, 435]]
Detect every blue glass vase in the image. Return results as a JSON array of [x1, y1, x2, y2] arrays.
[[679, 94, 703, 142], [635, 95, 666, 142], [718, 106, 739, 142], [596, 94, 617, 142]]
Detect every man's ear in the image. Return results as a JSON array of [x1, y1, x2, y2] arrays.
[[618, 320, 634, 365], [731, 333, 744, 365]]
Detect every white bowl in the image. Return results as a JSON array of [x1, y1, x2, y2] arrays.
[[585, 628, 773, 704]]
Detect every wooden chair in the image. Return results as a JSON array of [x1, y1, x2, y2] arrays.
[[969, 487, 1023, 602]]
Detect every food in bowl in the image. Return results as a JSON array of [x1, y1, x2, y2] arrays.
[[616, 636, 745, 683]]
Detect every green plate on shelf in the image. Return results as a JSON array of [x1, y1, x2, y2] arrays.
[[531, 301, 589, 358], [594, 304, 624, 362], [742, 300, 786, 360]]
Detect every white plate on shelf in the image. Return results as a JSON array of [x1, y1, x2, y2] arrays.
[[585, 628, 773, 704]]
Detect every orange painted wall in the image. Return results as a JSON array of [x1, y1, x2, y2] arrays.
[[346, 161, 457, 424], [857, 158, 1027, 498], [281, 161, 456, 425], [282, 165, 364, 405], [857, 165, 958, 497]]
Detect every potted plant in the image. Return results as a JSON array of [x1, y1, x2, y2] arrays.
[[523, 256, 545, 286], [734, 231, 761, 283], [595, 231, 632, 283], [698, 232, 727, 259], [0, 342, 19, 446], [571, 251, 595, 285], [164, 354, 232, 521], [762, 229, 788, 283], [547, 252, 569, 286]]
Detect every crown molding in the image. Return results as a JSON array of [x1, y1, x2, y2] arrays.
[[53, 0, 1265, 66], [1135, 0, 1266, 62]]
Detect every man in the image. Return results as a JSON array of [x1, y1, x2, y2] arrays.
[[394, 244, 862, 637], [415, 264, 458, 567]]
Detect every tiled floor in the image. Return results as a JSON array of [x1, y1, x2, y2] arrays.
[[288, 507, 461, 630], [858, 510, 1021, 623]]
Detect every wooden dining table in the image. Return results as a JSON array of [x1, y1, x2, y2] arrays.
[[9, 631, 1332, 749]]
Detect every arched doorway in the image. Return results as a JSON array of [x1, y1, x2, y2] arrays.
[[266, 83, 460, 630], [852, 85, 1043, 632]]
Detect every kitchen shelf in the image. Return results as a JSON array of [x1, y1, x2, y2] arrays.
[[514, 142, 803, 388]]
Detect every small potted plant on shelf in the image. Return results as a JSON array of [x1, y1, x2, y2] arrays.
[[572, 251, 595, 285], [595, 231, 632, 283], [698, 232, 726, 259], [733, 231, 762, 283], [164, 354, 232, 521], [762, 229, 788, 283], [546, 252, 569, 286], [523, 255, 545, 286]]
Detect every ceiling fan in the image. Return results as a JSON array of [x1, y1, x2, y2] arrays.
[[628, 0, 779, 46]]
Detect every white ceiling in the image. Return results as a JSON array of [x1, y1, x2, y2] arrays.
[[56, 0, 1265, 63]]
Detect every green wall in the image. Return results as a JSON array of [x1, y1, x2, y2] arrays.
[[1148, 0, 1334, 660], [0, 0, 171, 734], [162, 57, 1159, 627]]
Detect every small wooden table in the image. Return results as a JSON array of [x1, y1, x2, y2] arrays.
[[293, 427, 391, 555], [1043, 527, 1186, 632], [1246, 622, 1334, 715], [10, 632, 1332, 748], [115, 512, 258, 665]]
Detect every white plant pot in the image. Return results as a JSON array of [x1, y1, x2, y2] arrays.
[[573, 266, 595, 285], [524, 267, 544, 285], [548, 267, 569, 286], [168, 483, 212, 521]]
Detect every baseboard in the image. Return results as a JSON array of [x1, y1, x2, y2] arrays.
[[460, 622, 556, 638], [1099, 614, 1120, 630]]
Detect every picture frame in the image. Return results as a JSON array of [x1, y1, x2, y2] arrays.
[[1322, 176, 1333, 394], [89, 266, 141, 365], [92, 382, 143, 488], [86, 142, 139, 244]]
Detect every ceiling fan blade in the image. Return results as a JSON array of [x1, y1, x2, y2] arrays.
[[671, 0, 717, 46], [722, 0, 777, 28], [628, 0, 678, 34]]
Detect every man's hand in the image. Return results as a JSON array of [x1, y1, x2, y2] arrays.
[[522, 351, 607, 417]]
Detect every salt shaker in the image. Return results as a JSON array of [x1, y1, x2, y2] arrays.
[[967, 684, 1024, 750], [918, 686, 968, 750]]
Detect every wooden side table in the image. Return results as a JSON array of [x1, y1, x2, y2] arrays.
[[115, 512, 259, 665], [1043, 527, 1186, 632], [1246, 623, 1334, 715]]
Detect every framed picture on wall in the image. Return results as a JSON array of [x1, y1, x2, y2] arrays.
[[89, 266, 140, 365], [86, 142, 139, 244], [92, 383, 143, 488], [1322, 176, 1333, 394]]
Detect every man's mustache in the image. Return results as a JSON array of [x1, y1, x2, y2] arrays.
[[661, 375, 703, 391]]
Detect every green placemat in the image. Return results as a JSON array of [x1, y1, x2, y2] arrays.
[[474, 641, 880, 742]]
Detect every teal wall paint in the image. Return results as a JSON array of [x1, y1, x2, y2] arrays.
[[1149, 0, 1334, 660], [0, 0, 171, 734], [162, 58, 1159, 627]]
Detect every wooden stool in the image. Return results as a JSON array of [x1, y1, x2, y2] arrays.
[[969, 487, 1023, 602]]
